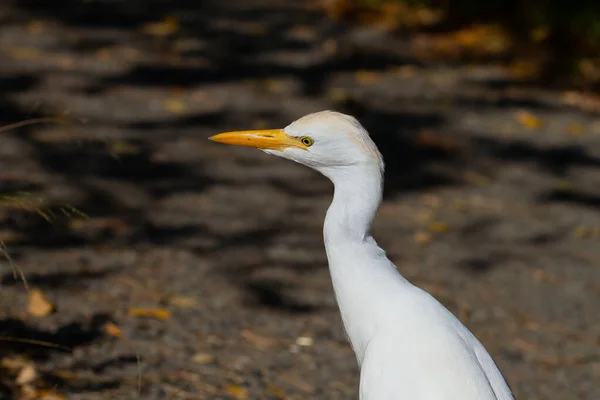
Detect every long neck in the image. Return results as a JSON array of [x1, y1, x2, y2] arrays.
[[320, 164, 407, 365], [323, 164, 382, 243]]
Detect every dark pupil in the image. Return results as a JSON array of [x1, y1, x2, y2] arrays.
[[303, 138, 309, 144]]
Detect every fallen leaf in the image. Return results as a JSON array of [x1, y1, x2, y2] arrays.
[[354, 70, 380, 85], [104, 322, 122, 338], [414, 231, 433, 246], [169, 296, 198, 308], [128, 308, 171, 320], [414, 129, 458, 152], [326, 87, 351, 103], [463, 171, 491, 186], [141, 16, 180, 37], [27, 20, 46, 35], [0, 230, 21, 243], [225, 384, 249, 400], [28, 288, 54, 317], [5, 47, 42, 60], [390, 65, 418, 78], [428, 221, 449, 233], [295, 336, 313, 347], [107, 140, 141, 157], [286, 25, 317, 41], [251, 119, 270, 130], [191, 353, 215, 364], [164, 98, 187, 115], [240, 329, 276, 350], [16, 364, 37, 385], [266, 383, 287, 399], [69, 217, 131, 236], [573, 225, 600, 239], [530, 27, 549, 43], [263, 79, 287, 94], [51, 370, 81, 381], [567, 122, 585, 136], [35, 390, 67, 400], [279, 373, 315, 394], [516, 111, 542, 130], [95, 47, 112, 61], [509, 60, 542, 80]]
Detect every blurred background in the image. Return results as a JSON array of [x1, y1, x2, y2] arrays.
[[0, 0, 599, 399]]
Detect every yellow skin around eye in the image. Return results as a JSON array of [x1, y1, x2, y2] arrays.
[[299, 136, 314, 147]]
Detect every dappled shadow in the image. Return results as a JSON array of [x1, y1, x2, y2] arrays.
[[244, 280, 317, 314], [470, 137, 600, 176], [0, 313, 111, 360], [0, 266, 122, 288], [539, 189, 600, 209], [0, 0, 599, 398]]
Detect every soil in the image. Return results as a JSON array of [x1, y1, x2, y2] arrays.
[[0, 1, 599, 399]]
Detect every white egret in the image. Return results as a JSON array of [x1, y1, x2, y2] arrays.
[[209, 111, 515, 400]]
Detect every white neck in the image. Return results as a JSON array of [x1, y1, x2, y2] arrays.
[[322, 163, 383, 242], [320, 163, 409, 366]]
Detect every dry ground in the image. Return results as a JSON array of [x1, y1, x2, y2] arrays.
[[0, 1, 599, 399]]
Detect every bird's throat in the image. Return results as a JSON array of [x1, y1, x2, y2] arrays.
[[322, 164, 390, 364]]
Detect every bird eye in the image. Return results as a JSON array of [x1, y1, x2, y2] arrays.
[[299, 136, 314, 147]]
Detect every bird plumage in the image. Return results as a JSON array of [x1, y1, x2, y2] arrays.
[[210, 111, 515, 400]]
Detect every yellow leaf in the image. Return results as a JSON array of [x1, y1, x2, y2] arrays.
[[191, 353, 215, 364], [266, 383, 287, 399], [128, 308, 171, 320], [567, 122, 584, 136], [104, 322, 121, 338], [141, 16, 179, 37], [516, 111, 541, 130], [95, 47, 112, 61], [326, 87, 350, 103], [6, 47, 42, 60], [414, 231, 433, 246], [428, 221, 449, 233], [354, 70, 380, 85], [36, 391, 67, 400], [530, 27, 549, 43], [225, 384, 249, 400], [264, 79, 286, 93], [251, 119, 270, 130], [51, 370, 81, 381], [169, 296, 198, 308], [509, 60, 541, 79], [107, 140, 141, 156], [164, 98, 187, 115], [28, 288, 54, 317]]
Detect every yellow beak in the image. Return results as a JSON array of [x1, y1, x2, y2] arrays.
[[209, 129, 306, 151]]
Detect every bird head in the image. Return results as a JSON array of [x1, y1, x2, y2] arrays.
[[209, 111, 384, 177]]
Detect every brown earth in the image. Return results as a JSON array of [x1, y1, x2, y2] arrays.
[[0, 1, 599, 399]]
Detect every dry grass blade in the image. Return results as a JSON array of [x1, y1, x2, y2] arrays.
[[0, 193, 88, 289], [0, 193, 89, 223], [0, 240, 27, 289], [0, 337, 70, 352], [0, 116, 69, 133]]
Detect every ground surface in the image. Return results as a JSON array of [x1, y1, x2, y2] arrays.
[[0, 1, 599, 399]]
